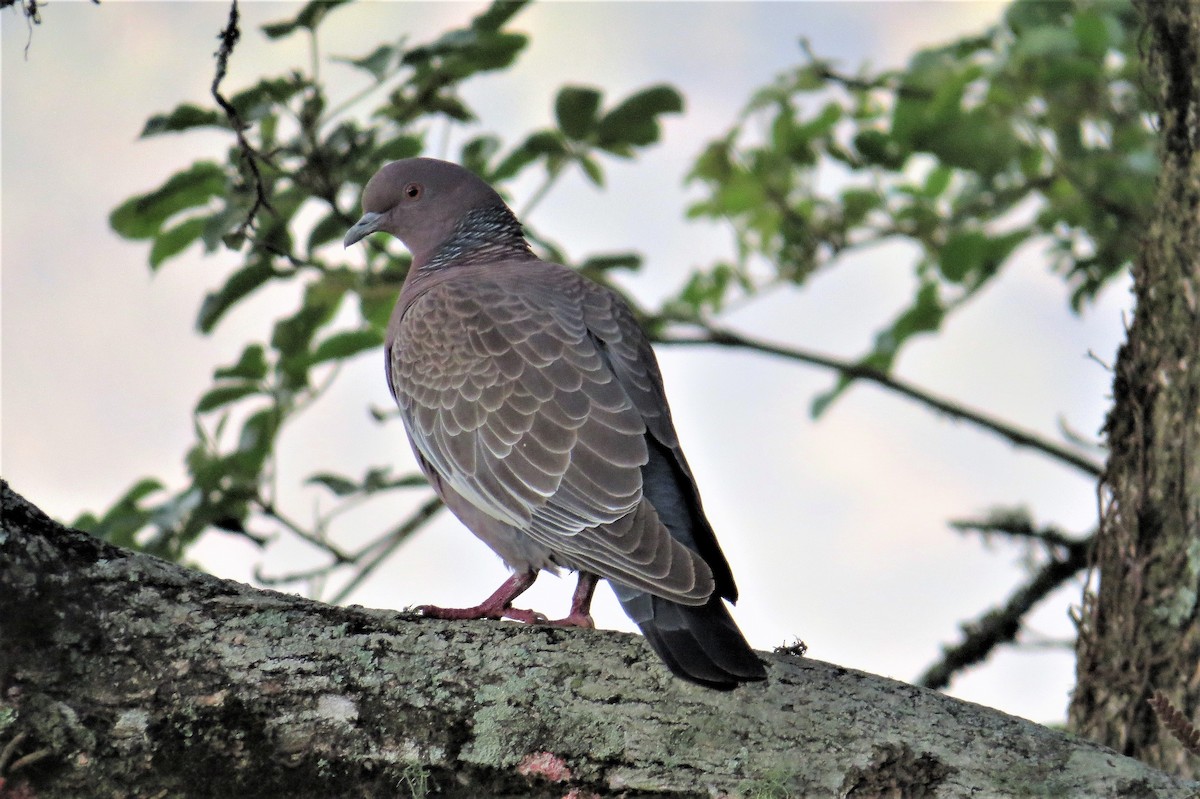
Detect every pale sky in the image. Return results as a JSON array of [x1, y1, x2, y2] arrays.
[[2, 0, 1128, 724]]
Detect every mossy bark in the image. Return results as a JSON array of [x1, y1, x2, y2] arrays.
[[2, 481, 1196, 798], [1068, 0, 1200, 780]]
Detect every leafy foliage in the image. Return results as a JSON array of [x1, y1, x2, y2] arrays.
[[682, 0, 1153, 414]]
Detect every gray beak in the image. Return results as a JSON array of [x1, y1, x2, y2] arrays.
[[343, 211, 384, 248]]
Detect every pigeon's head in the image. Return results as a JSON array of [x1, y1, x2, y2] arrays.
[[344, 158, 523, 266]]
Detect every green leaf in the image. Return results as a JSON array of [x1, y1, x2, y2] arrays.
[[877, 281, 944, 357], [148, 487, 205, 539], [232, 408, 279, 478], [115, 478, 166, 508], [525, 132, 568, 157], [362, 467, 427, 493], [854, 129, 906, 169], [308, 329, 384, 365], [272, 280, 349, 386], [228, 77, 305, 122], [689, 140, 735, 184], [578, 154, 605, 186], [196, 383, 260, 414], [261, 0, 351, 39], [149, 216, 207, 269], [927, 108, 1019, 175], [1005, 0, 1073, 34], [922, 165, 954, 198], [460, 135, 501, 175], [1072, 11, 1111, 58], [978, 230, 1029, 284], [492, 131, 566, 180], [774, 102, 841, 165], [376, 134, 424, 162], [359, 276, 406, 332], [840, 189, 882, 227], [1013, 24, 1078, 60], [426, 94, 476, 123], [811, 284, 944, 418], [78, 477, 165, 547], [335, 44, 397, 82], [110, 162, 226, 240], [676, 262, 737, 314], [596, 85, 684, 151], [555, 86, 603, 140], [200, 203, 249, 253], [939, 230, 988, 283], [215, 344, 269, 380], [307, 212, 349, 253], [403, 28, 527, 78], [471, 0, 530, 32], [307, 472, 359, 496], [578, 252, 642, 274], [197, 261, 278, 333], [140, 104, 223, 138], [810, 374, 851, 419]]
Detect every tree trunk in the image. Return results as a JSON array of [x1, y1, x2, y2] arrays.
[[1068, 0, 1200, 779], [1, 482, 1196, 798]]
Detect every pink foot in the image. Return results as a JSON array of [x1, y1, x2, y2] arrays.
[[544, 572, 598, 628], [417, 603, 547, 624], [544, 610, 595, 628], [415, 570, 547, 624]]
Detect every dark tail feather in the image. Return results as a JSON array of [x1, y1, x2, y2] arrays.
[[613, 585, 767, 690]]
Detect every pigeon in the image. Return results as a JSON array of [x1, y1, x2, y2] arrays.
[[345, 157, 766, 689]]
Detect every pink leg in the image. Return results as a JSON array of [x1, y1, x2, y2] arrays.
[[417, 571, 547, 624], [545, 572, 598, 628]]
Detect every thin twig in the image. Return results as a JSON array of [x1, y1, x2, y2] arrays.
[[212, 0, 273, 237], [657, 322, 1105, 478], [798, 38, 933, 101], [518, 164, 565, 219], [255, 559, 341, 587], [950, 516, 1087, 553], [258, 500, 352, 563], [918, 536, 1091, 690]]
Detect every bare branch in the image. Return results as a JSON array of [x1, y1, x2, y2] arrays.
[[656, 321, 1105, 478], [918, 535, 1091, 690], [4, 481, 1194, 798], [950, 511, 1090, 554], [798, 38, 935, 100], [212, 0, 273, 238], [256, 500, 352, 563]]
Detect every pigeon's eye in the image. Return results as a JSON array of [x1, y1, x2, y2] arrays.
[[404, 183, 423, 200]]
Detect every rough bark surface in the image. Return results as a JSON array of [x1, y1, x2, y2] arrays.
[[1068, 0, 1200, 779], [1, 482, 1196, 798]]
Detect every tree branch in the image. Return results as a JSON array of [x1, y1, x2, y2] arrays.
[[911, 512, 1095, 691], [656, 322, 1105, 478], [2, 480, 1194, 798], [918, 535, 1091, 691], [950, 512, 1091, 553], [212, 0, 272, 238]]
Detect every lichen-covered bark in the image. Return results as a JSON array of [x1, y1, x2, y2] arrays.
[[1068, 0, 1200, 779], [1, 483, 1194, 798]]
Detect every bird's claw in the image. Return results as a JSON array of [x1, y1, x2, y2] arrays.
[[416, 603, 547, 625]]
